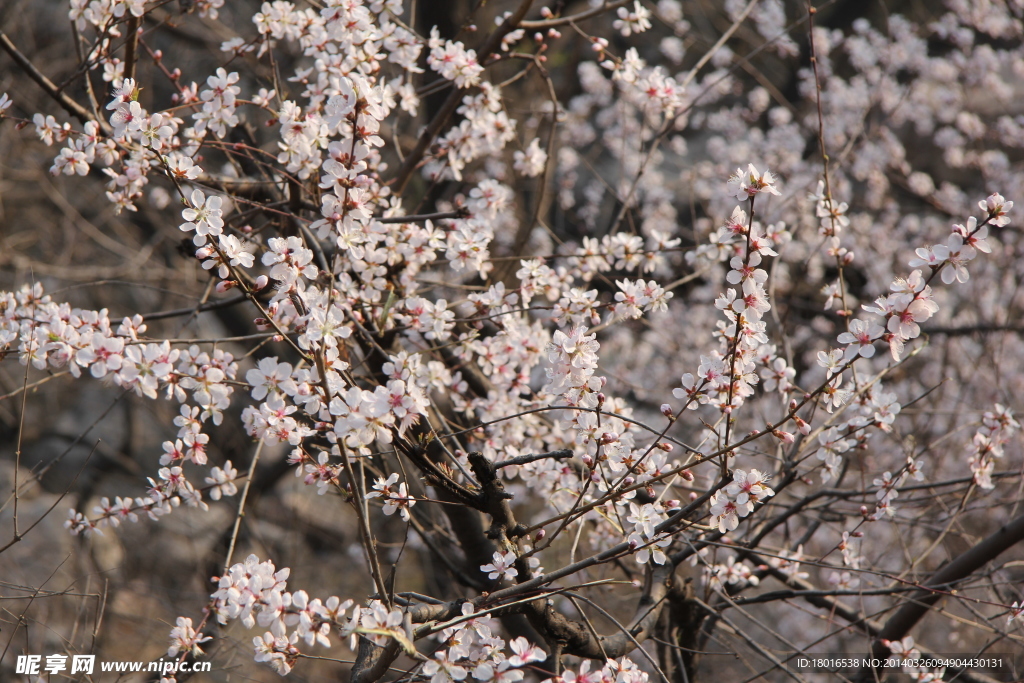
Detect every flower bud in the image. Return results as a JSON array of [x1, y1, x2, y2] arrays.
[[535, 529, 546, 542], [581, 454, 594, 468], [645, 484, 655, 498], [600, 432, 619, 444], [657, 442, 672, 451], [254, 318, 269, 330], [597, 392, 606, 406], [254, 275, 269, 291], [195, 246, 212, 259], [215, 280, 237, 293], [534, 32, 544, 42], [689, 492, 698, 500], [772, 429, 795, 444], [548, 29, 561, 38], [540, 6, 553, 17], [794, 416, 810, 435], [590, 471, 602, 483], [681, 469, 694, 481], [623, 476, 634, 487], [661, 403, 674, 419]]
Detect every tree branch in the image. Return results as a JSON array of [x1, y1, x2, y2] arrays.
[[855, 512, 1024, 681], [389, 0, 536, 196], [0, 30, 107, 131]]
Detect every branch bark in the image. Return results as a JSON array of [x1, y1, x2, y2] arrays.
[[855, 512, 1024, 682], [0, 30, 108, 131], [389, 0, 536, 196]]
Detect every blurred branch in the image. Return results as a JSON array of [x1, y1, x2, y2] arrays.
[[856, 512, 1024, 682], [0, 30, 107, 131], [521, 0, 632, 29], [389, 0, 537, 196], [140, 294, 248, 321]]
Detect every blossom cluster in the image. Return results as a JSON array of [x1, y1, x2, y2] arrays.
[[3, 0, 1024, 677], [967, 403, 1020, 489], [707, 469, 775, 533]]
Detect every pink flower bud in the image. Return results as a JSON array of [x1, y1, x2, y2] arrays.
[[590, 471, 601, 483], [540, 6, 553, 17], [254, 275, 269, 291], [535, 529, 546, 542], [548, 29, 561, 38], [600, 432, 618, 444], [689, 492, 698, 500], [794, 416, 810, 435], [215, 280, 237, 293], [681, 469, 694, 481], [581, 454, 594, 468], [657, 442, 673, 452], [661, 404, 674, 418], [664, 499, 680, 509], [597, 392, 606, 405], [623, 476, 634, 487], [772, 429, 795, 444], [195, 247, 212, 259], [534, 32, 544, 42]]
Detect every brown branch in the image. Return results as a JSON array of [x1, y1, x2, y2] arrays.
[[389, 0, 536, 196], [0, 30, 107, 131], [140, 294, 249, 321], [378, 209, 469, 224], [731, 550, 1003, 683], [923, 323, 1024, 336], [520, 0, 632, 29], [855, 512, 1024, 681], [123, 15, 141, 83]]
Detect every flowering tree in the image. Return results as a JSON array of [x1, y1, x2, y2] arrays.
[[2, 1, 1024, 682]]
